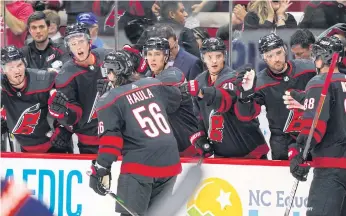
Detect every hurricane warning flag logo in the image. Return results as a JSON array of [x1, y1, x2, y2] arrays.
[[187, 177, 243, 216]]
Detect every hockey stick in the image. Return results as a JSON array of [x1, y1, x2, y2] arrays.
[[103, 188, 140, 216], [284, 52, 340, 216]]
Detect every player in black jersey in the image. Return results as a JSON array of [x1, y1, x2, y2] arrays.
[[1, 46, 72, 153], [48, 23, 110, 154], [235, 33, 316, 160], [142, 37, 200, 157], [182, 37, 269, 159], [289, 36, 346, 216], [89, 50, 181, 216]]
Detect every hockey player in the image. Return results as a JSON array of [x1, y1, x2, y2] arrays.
[[234, 33, 316, 160], [48, 23, 110, 154], [1, 46, 72, 153], [143, 37, 200, 157], [1, 178, 53, 216], [289, 36, 346, 216], [182, 37, 269, 159], [89, 51, 182, 216]]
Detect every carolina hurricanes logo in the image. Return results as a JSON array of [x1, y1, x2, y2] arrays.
[[104, 6, 125, 30], [12, 103, 41, 135]]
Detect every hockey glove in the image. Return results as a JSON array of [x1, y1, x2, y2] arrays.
[[234, 64, 256, 102], [180, 80, 201, 97], [289, 146, 311, 181], [48, 91, 69, 119], [50, 125, 73, 150], [89, 160, 112, 196], [97, 79, 112, 95], [190, 131, 214, 158], [123, 45, 148, 74]]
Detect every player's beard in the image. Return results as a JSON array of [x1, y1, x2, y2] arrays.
[[270, 61, 286, 74]]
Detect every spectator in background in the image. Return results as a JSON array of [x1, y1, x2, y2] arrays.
[[76, 12, 103, 48], [216, 3, 247, 41], [290, 29, 315, 60], [299, 1, 346, 29], [244, 0, 297, 30], [21, 11, 68, 69], [158, 1, 200, 58], [43, 9, 63, 44], [0, 0, 34, 48], [148, 24, 203, 80]]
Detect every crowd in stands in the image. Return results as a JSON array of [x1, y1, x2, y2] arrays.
[[1, 0, 346, 159]]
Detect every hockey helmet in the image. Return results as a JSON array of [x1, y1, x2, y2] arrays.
[[192, 27, 210, 41], [102, 50, 134, 78], [312, 36, 344, 65], [142, 37, 170, 57], [1, 45, 25, 66], [258, 33, 285, 54], [124, 18, 155, 45], [317, 23, 346, 40], [200, 37, 226, 54], [64, 22, 91, 44]]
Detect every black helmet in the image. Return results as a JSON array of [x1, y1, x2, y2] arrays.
[[258, 33, 284, 54], [312, 36, 344, 65], [103, 50, 134, 78], [317, 23, 346, 40], [200, 37, 226, 54], [142, 37, 170, 56], [64, 22, 91, 43], [124, 18, 155, 45], [192, 27, 210, 41], [1, 45, 25, 65]]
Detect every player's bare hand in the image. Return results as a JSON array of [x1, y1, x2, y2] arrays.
[[283, 91, 305, 110], [151, 3, 160, 16]]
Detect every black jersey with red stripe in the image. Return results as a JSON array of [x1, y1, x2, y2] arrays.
[[194, 66, 269, 158], [297, 73, 346, 168], [54, 48, 109, 139], [146, 67, 199, 154], [235, 59, 316, 136], [95, 77, 182, 177], [1, 69, 56, 152]]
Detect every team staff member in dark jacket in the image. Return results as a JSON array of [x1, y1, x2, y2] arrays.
[[22, 12, 69, 70], [234, 33, 316, 160], [48, 23, 110, 154], [1, 46, 72, 153], [299, 1, 346, 29], [289, 36, 346, 216], [182, 38, 269, 159], [89, 51, 181, 216], [158, 1, 200, 58]]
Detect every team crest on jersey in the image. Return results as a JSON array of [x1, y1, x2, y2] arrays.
[[208, 110, 224, 143], [46, 54, 56, 62], [12, 103, 41, 135]]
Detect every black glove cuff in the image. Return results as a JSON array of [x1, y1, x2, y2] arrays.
[[239, 89, 255, 103], [201, 87, 216, 104]]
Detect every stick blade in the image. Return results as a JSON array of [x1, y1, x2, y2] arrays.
[[147, 163, 204, 216]]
